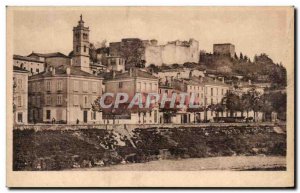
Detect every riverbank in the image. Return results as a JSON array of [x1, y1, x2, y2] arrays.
[[71, 156, 286, 171], [13, 124, 286, 171]]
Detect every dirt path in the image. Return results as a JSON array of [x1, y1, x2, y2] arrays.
[[72, 156, 286, 171]]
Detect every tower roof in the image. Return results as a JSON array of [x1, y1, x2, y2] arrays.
[[78, 14, 85, 27]]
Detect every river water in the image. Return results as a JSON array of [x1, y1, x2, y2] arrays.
[[72, 156, 286, 171]]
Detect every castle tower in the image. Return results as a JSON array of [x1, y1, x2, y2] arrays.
[[72, 15, 90, 73]]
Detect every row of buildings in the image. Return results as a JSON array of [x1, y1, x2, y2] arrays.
[[12, 15, 262, 125]]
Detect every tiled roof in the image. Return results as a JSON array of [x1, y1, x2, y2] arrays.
[[28, 52, 70, 58], [96, 47, 109, 54], [13, 66, 29, 73], [13, 55, 44, 63], [108, 68, 158, 80], [30, 66, 101, 79], [202, 77, 229, 87], [214, 43, 234, 46]]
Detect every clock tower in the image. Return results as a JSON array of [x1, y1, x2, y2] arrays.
[[72, 15, 90, 73]]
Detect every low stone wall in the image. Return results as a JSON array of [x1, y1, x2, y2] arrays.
[[13, 122, 284, 131]]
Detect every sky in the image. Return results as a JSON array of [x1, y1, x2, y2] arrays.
[[11, 7, 293, 66]]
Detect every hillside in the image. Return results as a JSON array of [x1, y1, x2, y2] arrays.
[[200, 52, 287, 87]]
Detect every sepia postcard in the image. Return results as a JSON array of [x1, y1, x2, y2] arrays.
[[6, 6, 294, 187]]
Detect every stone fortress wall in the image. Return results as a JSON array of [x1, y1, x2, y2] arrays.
[[144, 39, 199, 66], [109, 38, 200, 67]]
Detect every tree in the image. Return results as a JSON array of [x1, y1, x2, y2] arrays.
[[247, 88, 263, 122], [136, 60, 146, 68], [241, 92, 252, 117], [95, 39, 107, 48], [234, 53, 238, 60], [120, 39, 145, 70], [147, 64, 160, 73], [239, 52, 244, 60], [221, 91, 241, 117], [263, 92, 286, 121], [171, 63, 180, 69], [89, 43, 98, 63]]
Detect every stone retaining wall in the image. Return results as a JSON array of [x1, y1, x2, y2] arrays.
[[13, 122, 284, 131]]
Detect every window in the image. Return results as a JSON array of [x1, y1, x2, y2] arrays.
[[84, 96, 88, 105], [46, 110, 51, 119], [221, 89, 224, 95], [144, 83, 146, 91], [91, 111, 96, 120], [32, 82, 36, 92], [17, 112, 23, 123], [137, 82, 141, 92], [211, 98, 213, 105], [46, 81, 51, 91], [119, 82, 123, 88], [57, 80, 62, 91], [211, 88, 213, 96], [17, 96, 22, 107], [92, 82, 97, 93], [32, 96, 35, 106], [83, 82, 88, 92], [57, 95, 62, 105], [17, 79, 22, 89], [154, 83, 157, 91], [84, 45, 86, 52], [46, 95, 51, 105], [36, 69, 39, 73], [36, 96, 40, 107], [76, 46, 79, 52], [148, 83, 152, 91], [83, 33, 88, 39], [154, 110, 157, 123], [74, 81, 79, 91], [74, 95, 79, 106]]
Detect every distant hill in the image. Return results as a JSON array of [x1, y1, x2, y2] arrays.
[[199, 52, 287, 88]]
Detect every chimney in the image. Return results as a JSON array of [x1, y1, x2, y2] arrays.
[[52, 68, 56, 76], [66, 67, 71, 75], [199, 76, 203, 82], [189, 71, 192, 79], [248, 79, 252, 85]]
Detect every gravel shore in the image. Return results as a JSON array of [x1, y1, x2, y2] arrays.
[[72, 156, 286, 171]]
